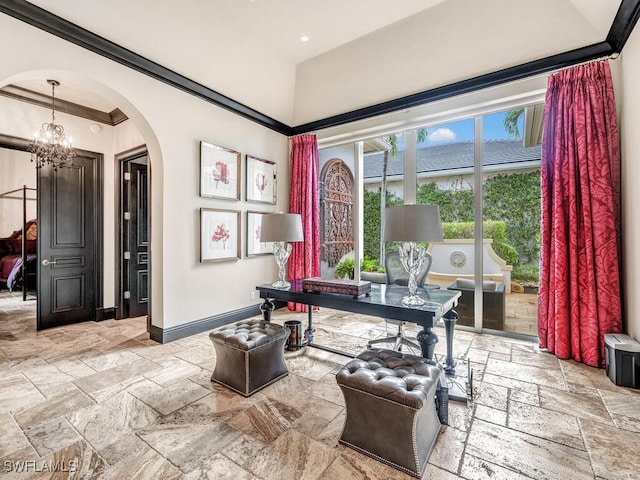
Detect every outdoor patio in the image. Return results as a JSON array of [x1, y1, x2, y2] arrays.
[[504, 292, 538, 337]]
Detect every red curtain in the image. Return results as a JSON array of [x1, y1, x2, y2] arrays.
[[288, 134, 320, 311], [538, 61, 622, 368]]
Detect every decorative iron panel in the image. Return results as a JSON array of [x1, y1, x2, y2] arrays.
[[321, 159, 354, 268]]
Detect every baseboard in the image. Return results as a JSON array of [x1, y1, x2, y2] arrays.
[[95, 306, 116, 322], [148, 300, 286, 344]]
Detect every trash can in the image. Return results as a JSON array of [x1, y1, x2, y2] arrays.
[[284, 320, 302, 351], [605, 333, 640, 389], [259, 300, 275, 322]]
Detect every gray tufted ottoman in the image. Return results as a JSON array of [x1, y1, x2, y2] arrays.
[[209, 319, 289, 396], [336, 349, 447, 478]]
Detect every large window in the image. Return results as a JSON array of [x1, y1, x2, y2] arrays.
[[321, 99, 542, 337], [482, 108, 541, 335]]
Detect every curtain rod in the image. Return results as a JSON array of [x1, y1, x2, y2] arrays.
[[550, 52, 620, 75]]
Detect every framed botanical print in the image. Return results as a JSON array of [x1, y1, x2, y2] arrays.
[[200, 208, 241, 262], [246, 155, 276, 204], [246, 211, 274, 256], [200, 141, 241, 200]]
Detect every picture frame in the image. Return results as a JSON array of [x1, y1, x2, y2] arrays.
[[200, 208, 241, 262], [246, 155, 276, 204], [200, 141, 241, 200], [246, 211, 274, 256]]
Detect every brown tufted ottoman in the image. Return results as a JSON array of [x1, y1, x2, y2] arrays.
[[209, 319, 289, 396], [336, 349, 447, 478]]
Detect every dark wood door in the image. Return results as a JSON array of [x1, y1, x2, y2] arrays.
[[123, 158, 148, 318], [38, 153, 97, 329]]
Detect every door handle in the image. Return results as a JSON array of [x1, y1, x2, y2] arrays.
[[42, 259, 57, 266]]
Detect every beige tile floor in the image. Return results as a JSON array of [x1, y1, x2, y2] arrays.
[[1, 291, 639, 479], [504, 292, 538, 336]]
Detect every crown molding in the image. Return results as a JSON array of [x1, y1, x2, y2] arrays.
[[1, 0, 639, 136], [0, 0, 291, 136], [0, 84, 128, 126], [291, 42, 613, 135]]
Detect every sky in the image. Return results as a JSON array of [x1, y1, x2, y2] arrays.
[[396, 110, 524, 149]]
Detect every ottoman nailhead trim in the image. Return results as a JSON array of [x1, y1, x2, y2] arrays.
[[338, 384, 422, 475], [336, 349, 443, 477]]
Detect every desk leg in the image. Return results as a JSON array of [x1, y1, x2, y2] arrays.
[[304, 304, 315, 345], [416, 328, 438, 361], [443, 309, 458, 376]]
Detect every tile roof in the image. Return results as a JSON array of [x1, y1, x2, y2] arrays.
[[363, 139, 541, 178]]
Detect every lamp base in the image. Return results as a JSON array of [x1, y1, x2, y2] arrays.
[[271, 279, 291, 289], [402, 294, 425, 306]]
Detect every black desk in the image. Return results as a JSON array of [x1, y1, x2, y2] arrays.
[[256, 280, 460, 375]]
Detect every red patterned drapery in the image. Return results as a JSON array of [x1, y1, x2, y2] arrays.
[[538, 60, 622, 368], [288, 134, 320, 311]]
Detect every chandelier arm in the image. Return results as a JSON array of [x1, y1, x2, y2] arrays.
[[29, 79, 75, 170]]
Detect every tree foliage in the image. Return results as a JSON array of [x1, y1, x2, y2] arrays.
[[483, 171, 541, 264], [503, 108, 524, 138], [364, 171, 541, 267], [364, 188, 401, 259], [334, 256, 383, 279], [417, 180, 474, 222]]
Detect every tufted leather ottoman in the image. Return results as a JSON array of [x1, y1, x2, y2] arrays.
[[209, 319, 289, 396], [336, 349, 447, 477]]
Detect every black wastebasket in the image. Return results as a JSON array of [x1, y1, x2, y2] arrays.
[[284, 320, 302, 351]]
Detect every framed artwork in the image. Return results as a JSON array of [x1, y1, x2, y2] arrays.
[[200, 141, 241, 200], [246, 155, 276, 204], [200, 208, 241, 262], [246, 211, 274, 256]]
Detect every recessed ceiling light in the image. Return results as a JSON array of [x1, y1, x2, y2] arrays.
[[300, 35, 310, 42]]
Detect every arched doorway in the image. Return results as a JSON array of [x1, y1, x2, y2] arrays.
[[0, 71, 161, 335], [320, 158, 354, 268]]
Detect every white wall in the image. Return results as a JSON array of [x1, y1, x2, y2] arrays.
[[620, 27, 640, 340], [294, 0, 600, 125], [0, 14, 289, 331], [319, 144, 355, 174], [0, 148, 37, 237]]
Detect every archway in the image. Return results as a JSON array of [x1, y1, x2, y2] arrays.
[[0, 70, 163, 335]]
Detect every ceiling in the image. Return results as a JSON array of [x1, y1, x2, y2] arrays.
[[0, 0, 629, 129], [9, 0, 448, 113]]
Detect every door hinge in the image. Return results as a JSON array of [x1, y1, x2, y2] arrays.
[[124, 212, 131, 220], [124, 291, 131, 300], [124, 172, 131, 181], [124, 251, 130, 260]]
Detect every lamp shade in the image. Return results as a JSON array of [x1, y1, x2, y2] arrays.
[[260, 213, 304, 242], [383, 204, 443, 242]]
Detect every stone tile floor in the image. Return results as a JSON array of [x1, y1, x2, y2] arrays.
[[1, 292, 639, 479]]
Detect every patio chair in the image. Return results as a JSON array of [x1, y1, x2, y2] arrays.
[[367, 251, 432, 353], [447, 278, 506, 330]]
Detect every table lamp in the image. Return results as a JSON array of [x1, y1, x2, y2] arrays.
[[384, 204, 443, 305], [260, 213, 304, 288]]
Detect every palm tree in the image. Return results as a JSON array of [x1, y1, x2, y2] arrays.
[[503, 108, 524, 137], [379, 129, 428, 265]]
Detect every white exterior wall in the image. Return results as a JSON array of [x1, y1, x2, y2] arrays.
[[364, 166, 540, 199]]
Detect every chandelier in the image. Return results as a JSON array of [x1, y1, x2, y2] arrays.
[[30, 79, 75, 170]]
